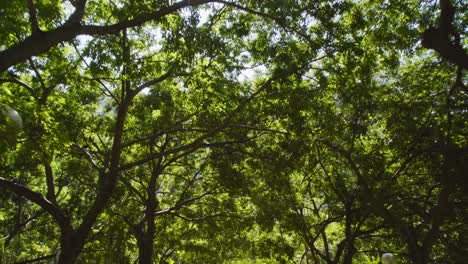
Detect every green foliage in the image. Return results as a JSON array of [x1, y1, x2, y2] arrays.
[[0, 0, 467, 263]]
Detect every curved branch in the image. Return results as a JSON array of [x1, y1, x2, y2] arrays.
[[0, 177, 68, 228], [0, 78, 38, 99], [0, 0, 308, 72], [78, 0, 214, 36], [134, 71, 173, 94], [422, 0, 468, 69], [0, 0, 213, 72]]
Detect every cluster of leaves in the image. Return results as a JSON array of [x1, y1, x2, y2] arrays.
[[0, 0, 466, 263]]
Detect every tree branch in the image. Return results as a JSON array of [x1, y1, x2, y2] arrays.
[[70, 41, 119, 102], [26, 0, 41, 34], [73, 143, 103, 172], [14, 254, 56, 264], [0, 177, 68, 228], [44, 162, 57, 204], [78, 0, 213, 36], [0, 0, 306, 72], [422, 0, 468, 69], [213, 0, 315, 47], [133, 71, 173, 94], [4, 209, 45, 247], [28, 60, 45, 90], [0, 78, 38, 99], [73, 50, 135, 251], [154, 190, 214, 216], [122, 113, 198, 148], [65, 0, 88, 26], [120, 77, 273, 170], [170, 212, 225, 222], [0, 0, 214, 72]]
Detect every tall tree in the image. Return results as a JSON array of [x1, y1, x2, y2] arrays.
[[1, 1, 466, 263]]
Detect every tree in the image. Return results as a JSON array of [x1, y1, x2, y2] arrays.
[[0, 1, 466, 263], [422, 0, 468, 69]]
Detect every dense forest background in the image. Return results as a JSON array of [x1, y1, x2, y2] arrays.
[[0, 0, 466, 263]]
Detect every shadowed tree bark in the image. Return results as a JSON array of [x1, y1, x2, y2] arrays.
[[0, 0, 214, 73], [422, 0, 468, 69]]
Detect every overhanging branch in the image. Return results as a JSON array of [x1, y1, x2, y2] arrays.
[[0, 177, 68, 228], [0, 0, 214, 72], [26, 0, 41, 34], [422, 0, 468, 69]]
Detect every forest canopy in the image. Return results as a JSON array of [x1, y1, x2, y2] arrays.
[[0, 0, 467, 263]]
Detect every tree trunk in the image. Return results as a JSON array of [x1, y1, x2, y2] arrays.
[[342, 201, 355, 264], [57, 250, 79, 264], [138, 234, 155, 264], [50, 219, 82, 264], [138, 188, 157, 263], [408, 249, 430, 264], [57, 234, 79, 264], [137, 162, 161, 264], [407, 239, 430, 264], [343, 249, 355, 264]]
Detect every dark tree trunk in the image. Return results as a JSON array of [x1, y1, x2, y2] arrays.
[[343, 249, 355, 264], [341, 201, 356, 264], [57, 250, 79, 264], [55, 96, 132, 264], [137, 165, 160, 264], [57, 229, 80, 264], [135, 216, 156, 264], [408, 248, 430, 264], [406, 237, 431, 264], [137, 234, 155, 264]]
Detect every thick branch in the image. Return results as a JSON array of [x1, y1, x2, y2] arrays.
[[0, 0, 300, 72], [422, 29, 468, 69], [74, 93, 131, 247], [73, 35, 135, 253], [422, 184, 451, 251], [44, 162, 57, 204], [0, 78, 38, 99], [78, 0, 213, 36], [26, 0, 41, 33], [134, 71, 173, 94], [422, 0, 468, 69], [0, 177, 68, 228], [0, 0, 213, 72], [439, 0, 453, 35], [65, 0, 88, 26]]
